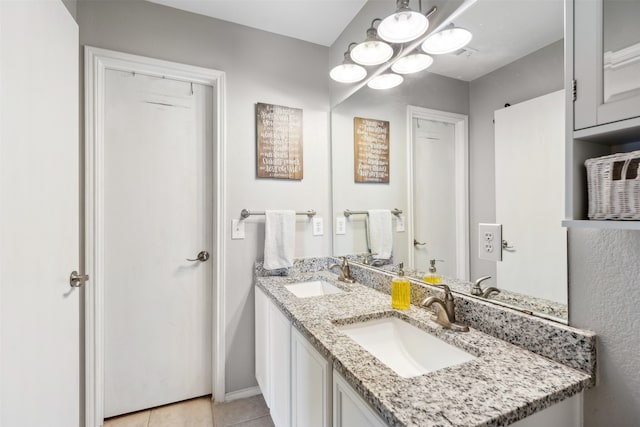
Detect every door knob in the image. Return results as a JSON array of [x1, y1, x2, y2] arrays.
[[187, 251, 210, 262], [69, 271, 89, 288], [413, 239, 427, 247]]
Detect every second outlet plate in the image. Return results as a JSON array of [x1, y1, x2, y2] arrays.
[[478, 223, 502, 261]]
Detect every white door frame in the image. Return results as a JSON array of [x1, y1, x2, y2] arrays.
[[84, 46, 227, 426], [406, 105, 469, 280]]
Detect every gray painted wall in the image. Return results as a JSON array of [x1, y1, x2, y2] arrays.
[[78, 0, 332, 394], [569, 228, 640, 426], [61, 0, 77, 21], [73, 2, 640, 424], [468, 40, 564, 283]]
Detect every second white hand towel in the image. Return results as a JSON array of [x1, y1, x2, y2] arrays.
[[264, 210, 296, 270], [367, 209, 393, 260]]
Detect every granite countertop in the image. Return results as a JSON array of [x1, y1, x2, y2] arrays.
[[255, 268, 592, 427]]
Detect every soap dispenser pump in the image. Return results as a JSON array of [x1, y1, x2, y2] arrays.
[[423, 259, 444, 284], [391, 262, 411, 310]]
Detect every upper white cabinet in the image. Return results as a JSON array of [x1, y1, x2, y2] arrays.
[[573, 0, 640, 130], [565, 0, 640, 227]]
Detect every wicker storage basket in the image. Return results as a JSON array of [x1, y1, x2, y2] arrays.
[[585, 150, 640, 220]]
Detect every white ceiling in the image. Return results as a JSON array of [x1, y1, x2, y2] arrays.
[[428, 0, 564, 81], [145, 0, 564, 82], [146, 0, 368, 47]]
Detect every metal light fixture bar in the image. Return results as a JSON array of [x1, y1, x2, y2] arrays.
[[331, 0, 478, 107]]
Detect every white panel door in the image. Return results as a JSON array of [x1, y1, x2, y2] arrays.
[[494, 90, 567, 303], [0, 1, 79, 426], [103, 70, 213, 417], [412, 119, 457, 276]]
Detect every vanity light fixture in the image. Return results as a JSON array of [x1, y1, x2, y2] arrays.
[[330, 43, 367, 83], [350, 19, 394, 66], [421, 24, 473, 55], [367, 73, 404, 90], [378, 0, 429, 44], [391, 52, 434, 74]]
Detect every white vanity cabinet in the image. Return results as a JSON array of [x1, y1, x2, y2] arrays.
[[255, 286, 291, 427], [291, 328, 331, 427], [332, 371, 387, 427], [255, 286, 331, 427], [255, 286, 582, 426]]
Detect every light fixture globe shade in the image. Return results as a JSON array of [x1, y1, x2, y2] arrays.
[[391, 53, 434, 74], [367, 73, 404, 90], [378, 10, 429, 43], [351, 40, 394, 66], [421, 27, 473, 54], [330, 63, 367, 83]]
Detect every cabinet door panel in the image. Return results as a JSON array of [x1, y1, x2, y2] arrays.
[[255, 287, 270, 406], [269, 303, 291, 427], [291, 328, 330, 427], [573, 0, 640, 130], [333, 371, 386, 427]]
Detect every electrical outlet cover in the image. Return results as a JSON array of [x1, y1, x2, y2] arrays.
[[312, 217, 323, 236], [232, 219, 245, 240], [396, 215, 405, 232], [335, 216, 346, 235], [478, 223, 502, 261]]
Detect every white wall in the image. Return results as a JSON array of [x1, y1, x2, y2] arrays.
[[78, 0, 331, 394]]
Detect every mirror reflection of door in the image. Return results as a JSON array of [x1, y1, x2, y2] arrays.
[[412, 118, 457, 277], [494, 90, 567, 304]]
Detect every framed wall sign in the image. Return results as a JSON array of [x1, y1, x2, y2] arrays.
[[256, 102, 303, 180], [354, 117, 389, 183]]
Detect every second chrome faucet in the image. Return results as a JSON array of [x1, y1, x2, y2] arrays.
[[421, 284, 469, 332], [329, 257, 356, 283]]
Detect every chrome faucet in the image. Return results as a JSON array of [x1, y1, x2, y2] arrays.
[[421, 284, 469, 332], [329, 257, 356, 283], [470, 275, 501, 298]]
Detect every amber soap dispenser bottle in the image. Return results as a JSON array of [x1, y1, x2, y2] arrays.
[[391, 262, 411, 310]]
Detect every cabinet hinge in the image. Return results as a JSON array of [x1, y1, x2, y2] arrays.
[[572, 79, 577, 102]]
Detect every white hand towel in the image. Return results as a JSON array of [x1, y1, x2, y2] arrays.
[[264, 210, 296, 270], [367, 209, 393, 260]]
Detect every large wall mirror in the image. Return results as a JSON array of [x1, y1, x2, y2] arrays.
[[330, 0, 568, 322]]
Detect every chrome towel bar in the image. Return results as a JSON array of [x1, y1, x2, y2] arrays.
[[240, 209, 316, 219], [343, 208, 402, 217]]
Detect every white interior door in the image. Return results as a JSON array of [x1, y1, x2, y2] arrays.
[[412, 119, 458, 277], [0, 1, 79, 426], [494, 90, 566, 303], [103, 70, 213, 417]]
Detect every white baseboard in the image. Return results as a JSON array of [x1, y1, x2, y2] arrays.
[[222, 386, 262, 403]]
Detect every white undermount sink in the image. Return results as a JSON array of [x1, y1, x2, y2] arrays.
[[338, 316, 476, 378], [284, 280, 344, 298]]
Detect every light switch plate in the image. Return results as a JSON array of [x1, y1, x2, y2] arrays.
[[335, 216, 346, 235], [231, 219, 245, 240], [396, 215, 405, 232], [312, 217, 323, 236], [478, 223, 502, 261]]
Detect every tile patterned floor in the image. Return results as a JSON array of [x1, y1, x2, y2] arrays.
[[103, 395, 274, 427]]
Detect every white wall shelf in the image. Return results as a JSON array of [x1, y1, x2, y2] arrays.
[[562, 220, 640, 230]]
